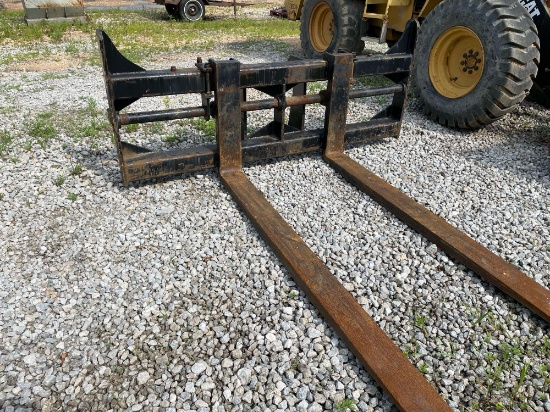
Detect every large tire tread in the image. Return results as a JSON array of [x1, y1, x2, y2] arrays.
[[300, 0, 364, 59], [413, 0, 540, 129]]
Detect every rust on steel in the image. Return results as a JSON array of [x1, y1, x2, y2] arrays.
[[325, 153, 550, 322], [221, 171, 453, 412], [320, 50, 550, 325], [213, 54, 452, 412]]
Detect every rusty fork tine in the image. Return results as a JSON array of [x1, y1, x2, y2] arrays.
[[213, 57, 452, 412], [324, 153, 550, 323], [321, 50, 550, 324], [220, 171, 453, 412]]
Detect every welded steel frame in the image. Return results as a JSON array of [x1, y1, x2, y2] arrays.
[[98, 27, 414, 186]]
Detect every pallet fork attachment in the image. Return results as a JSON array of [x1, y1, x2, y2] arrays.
[[97, 21, 549, 411]]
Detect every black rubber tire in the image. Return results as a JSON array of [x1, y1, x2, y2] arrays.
[[300, 0, 365, 59], [412, 0, 540, 129], [178, 0, 205, 21], [165, 4, 178, 16]]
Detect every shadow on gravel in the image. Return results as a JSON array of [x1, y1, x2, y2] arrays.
[[61, 143, 223, 190], [221, 38, 301, 58], [463, 140, 549, 189], [461, 106, 550, 189]]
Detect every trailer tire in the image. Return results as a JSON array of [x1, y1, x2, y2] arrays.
[[300, 0, 364, 59], [412, 0, 540, 129], [178, 0, 205, 21]]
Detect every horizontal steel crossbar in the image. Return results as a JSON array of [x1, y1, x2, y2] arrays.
[[97, 26, 413, 186]]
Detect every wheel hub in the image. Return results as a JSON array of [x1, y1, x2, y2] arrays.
[[309, 2, 334, 53], [187, 4, 198, 16], [461, 50, 481, 74], [429, 26, 485, 99]]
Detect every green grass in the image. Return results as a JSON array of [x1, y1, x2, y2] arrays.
[[75, 118, 111, 138], [143, 122, 165, 136], [84, 97, 101, 116], [53, 98, 111, 142], [41, 72, 69, 81], [543, 337, 550, 357], [356, 75, 393, 88], [336, 398, 357, 412], [53, 174, 66, 187], [125, 123, 139, 133], [64, 43, 80, 55], [418, 363, 429, 374], [0, 50, 41, 66], [190, 117, 216, 140], [512, 363, 530, 399], [0, 9, 299, 66], [27, 112, 57, 147], [0, 13, 83, 42], [0, 129, 13, 157], [164, 131, 185, 144], [67, 192, 78, 201], [307, 81, 327, 94], [70, 163, 84, 176]]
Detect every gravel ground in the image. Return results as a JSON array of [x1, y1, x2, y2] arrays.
[[1, 7, 549, 412]]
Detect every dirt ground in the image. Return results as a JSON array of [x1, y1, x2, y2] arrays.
[[0, 0, 282, 10]]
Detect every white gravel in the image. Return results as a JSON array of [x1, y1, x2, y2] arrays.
[[1, 10, 549, 412]]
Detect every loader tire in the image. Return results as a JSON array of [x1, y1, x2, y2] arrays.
[[178, 0, 205, 21], [412, 0, 540, 129], [300, 0, 365, 59]]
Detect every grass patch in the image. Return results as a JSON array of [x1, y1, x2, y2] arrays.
[[125, 123, 139, 133], [67, 192, 78, 201], [0, 50, 41, 66], [27, 112, 57, 148], [164, 130, 185, 144], [143, 122, 165, 136], [189, 117, 216, 140], [0, 12, 83, 42], [163, 117, 216, 144], [53, 174, 66, 187], [355, 75, 393, 88], [418, 363, 429, 374], [0, 9, 298, 66], [74, 118, 111, 139], [64, 42, 80, 55], [336, 398, 356, 412], [307, 81, 327, 94], [59, 99, 111, 142], [0, 129, 13, 157], [70, 163, 84, 176], [41, 72, 69, 81]]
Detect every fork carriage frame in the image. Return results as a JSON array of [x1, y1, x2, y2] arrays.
[[97, 24, 415, 187], [97, 21, 549, 412]]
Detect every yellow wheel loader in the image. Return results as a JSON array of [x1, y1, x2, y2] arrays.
[[285, 0, 550, 128]]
